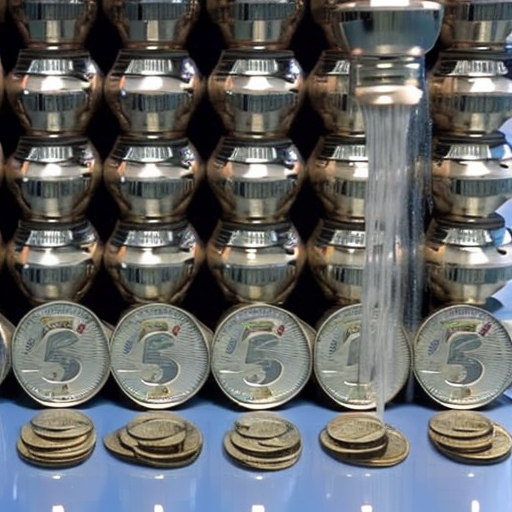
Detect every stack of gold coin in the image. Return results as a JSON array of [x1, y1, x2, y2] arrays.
[[104, 412, 202, 468], [428, 410, 512, 465], [320, 413, 409, 467], [17, 410, 96, 468], [223, 413, 302, 471]]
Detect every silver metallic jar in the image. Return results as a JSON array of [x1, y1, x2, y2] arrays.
[[308, 219, 365, 305], [425, 214, 512, 305], [8, 0, 98, 49], [440, 0, 512, 50], [7, 219, 102, 304], [104, 220, 204, 304], [207, 0, 304, 50], [429, 49, 512, 135], [207, 220, 305, 304], [103, 0, 200, 50], [308, 50, 364, 136], [432, 133, 512, 218], [308, 135, 367, 223], [105, 49, 203, 137], [5, 136, 101, 221], [207, 137, 304, 223], [104, 136, 203, 222], [208, 50, 305, 138], [6, 49, 102, 136]]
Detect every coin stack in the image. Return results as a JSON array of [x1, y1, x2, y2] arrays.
[[5, 0, 103, 305], [428, 410, 512, 465], [102, 0, 204, 306], [206, 0, 307, 306], [319, 413, 409, 468], [307, 50, 367, 307], [104, 412, 203, 468], [17, 410, 96, 468], [223, 412, 302, 471], [425, 2, 512, 309]]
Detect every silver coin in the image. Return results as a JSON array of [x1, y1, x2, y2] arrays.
[[212, 304, 312, 409], [110, 304, 210, 409], [414, 305, 512, 409], [11, 301, 110, 407], [0, 313, 14, 387], [314, 304, 411, 410]]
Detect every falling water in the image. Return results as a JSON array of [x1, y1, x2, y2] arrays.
[[358, 103, 415, 419]]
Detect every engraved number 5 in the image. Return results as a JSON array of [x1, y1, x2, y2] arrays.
[[445, 333, 483, 386]]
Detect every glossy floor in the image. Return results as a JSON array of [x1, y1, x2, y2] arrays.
[[1, 394, 512, 512]]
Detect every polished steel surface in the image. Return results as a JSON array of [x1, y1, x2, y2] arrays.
[[208, 49, 305, 137], [440, 0, 512, 50], [308, 50, 364, 135], [432, 133, 512, 218], [425, 214, 512, 305], [308, 219, 365, 305], [207, 220, 305, 304], [104, 220, 204, 305], [308, 135, 367, 222], [6, 49, 102, 136], [207, 0, 304, 50], [8, 0, 98, 49], [429, 49, 512, 135], [7, 218, 102, 305], [105, 49, 203, 137], [104, 136, 203, 222], [207, 136, 304, 223], [103, 0, 200, 50], [6, 136, 101, 221]]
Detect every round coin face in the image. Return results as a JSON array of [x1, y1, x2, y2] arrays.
[[110, 304, 210, 409], [326, 413, 387, 446], [429, 410, 493, 440], [0, 314, 13, 387], [314, 305, 411, 410], [12, 302, 110, 407], [414, 305, 512, 409], [212, 305, 312, 409]]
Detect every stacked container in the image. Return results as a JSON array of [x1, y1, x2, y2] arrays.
[[205, 0, 307, 305], [425, 0, 512, 308], [102, 0, 204, 306], [307, 17, 368, 307], [5, 0, 103, 305]]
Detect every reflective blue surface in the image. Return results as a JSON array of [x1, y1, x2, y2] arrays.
[[2, 393, 512, 512]]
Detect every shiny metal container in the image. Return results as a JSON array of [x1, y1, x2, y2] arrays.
[[308, 135, 367, 223], [310, 0, 343, 49], [308, 219, 365, 305], [429, 49, 512, 135], [207, 0, 304, 50], [432, 133, 512, 218], [104, 220, 204, 304], [6, 136, 101, 221], [8, 0, 97, 49], [103, 0, 199, 49], [207, 136, 304, 223], [7, 218, 102, 304], [308, 50, 364, 136], [104, 49, 203, 137], [440, 0, 512, 50], [6, 49, 101, 136], [425, 214, 512, 305], [207, 220, 305, 304], [208, 50, 305, 137], [104, 136, 203, 222]]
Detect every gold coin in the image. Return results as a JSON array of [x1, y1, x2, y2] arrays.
[[428, 428, 494, 453], [103, 430, 137, 463], [17, 439, 93, 468], [118, 429, 139, 450], [429, 411, 494, 440], [319, 429, 388, 460], [223, 432, 301, 471], [133, 449, 201, 469], [136, 429, 187, 452], [31, 410, 93, 433], [127, 417, 186, 442], [24, 433, 96, 461], [230, 428, 301, 457], [20, 425, 90, 451], [234, 413, 293, 440], [432, 423, 512, 465], [326, 414, 387, 447]]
